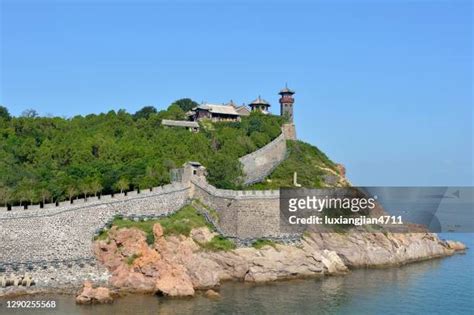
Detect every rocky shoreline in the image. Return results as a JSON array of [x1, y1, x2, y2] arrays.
[[0, 224, 466, 303]]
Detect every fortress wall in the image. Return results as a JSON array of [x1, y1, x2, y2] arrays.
[[0, 184, 191, 264], [239, 133, 287, 185], [0, 124, 297, 265], [239, 123, 295, 185], [191, 179, 280, 238], [0, 178, 283, 266], [0, 183, 183, 218]]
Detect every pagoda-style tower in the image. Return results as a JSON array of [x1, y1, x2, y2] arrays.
[[249, 96, 271, 113], [279, 85, 295, 122]]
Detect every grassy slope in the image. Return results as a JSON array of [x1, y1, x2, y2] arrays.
[[96, 205, 235, 251], [247, 140, 343, 190]]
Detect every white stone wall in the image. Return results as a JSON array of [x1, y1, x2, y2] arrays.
[[191, 178, 281, 238], [239, 133, 288, 185], [0, 184, 191, 265], [238, 123, 296, 185]]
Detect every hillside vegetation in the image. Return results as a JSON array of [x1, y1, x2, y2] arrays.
[[247, 140, 345, 190], [0, 102, 283, 206]]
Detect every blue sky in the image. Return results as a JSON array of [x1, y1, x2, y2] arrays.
[[0, 0, 472, 186]]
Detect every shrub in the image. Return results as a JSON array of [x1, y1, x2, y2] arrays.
[[252, 239, 278, 249], [200, 236, 236, 251], [126, 253, 141, 265]]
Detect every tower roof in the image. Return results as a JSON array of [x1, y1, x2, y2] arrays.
[[279, 85, 295, 95], [249, 95, 270, 106]]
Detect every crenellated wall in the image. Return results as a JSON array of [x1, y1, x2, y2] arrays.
[[191, 178, 281, 238], [0, 177, 293, 266], [239, 126, 291, 186], [0, 183, 191, 265]]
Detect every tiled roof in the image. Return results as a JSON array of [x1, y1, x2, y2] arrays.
[[250, 96, 270, 106], [197, 104, 240, 116], [235, 105, 250, 116]]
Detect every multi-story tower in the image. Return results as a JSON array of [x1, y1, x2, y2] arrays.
[[279, 85, 295, 122]]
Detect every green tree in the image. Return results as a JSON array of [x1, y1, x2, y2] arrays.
[[79, 180, 92, 200], [134, 106, 157, 120], [206, 154, 243, 189], [25, 189, 37, 206], [162, 104, 186, 120], [21, 109, 39, 118], [90, 179, 103, 197], [67, 185, 77, 202], [15, 178, 37, 206], [115, 178, 129, 194], [170, 98, 199, 112], [0, 106, 11, 120], [247, 112, 264, 134], [39, 188, 51, 205], [15, 190, 27, 207], [0, 185, 12, 207]]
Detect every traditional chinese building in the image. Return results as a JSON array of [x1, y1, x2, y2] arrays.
[[249, 96, 271, 114], [191, 103, 242, 122], [173, 86, 295, 124]]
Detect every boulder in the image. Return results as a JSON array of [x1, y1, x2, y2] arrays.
[[76, 281, 113, 304], [204, 289, 220, 299], [190, 227, 216, 243], [154, 265, 195, 297], [109, 265, 155, 293], [184, 256, 221, 289], [321, 250, 348, 274]]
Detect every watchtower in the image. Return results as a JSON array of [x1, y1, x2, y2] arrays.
[[279, 85, 295, 122]]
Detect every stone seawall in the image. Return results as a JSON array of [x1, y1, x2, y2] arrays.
[[239, 124, 292, 185], [0, 184, 191, 266], [0, 178, 291, 266], [191, 178, 282, 239]]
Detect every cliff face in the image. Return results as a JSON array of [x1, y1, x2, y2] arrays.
[[94, 224, 465, 297]]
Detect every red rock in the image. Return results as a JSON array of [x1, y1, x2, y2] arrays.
[[153, 223, 163, 239], [76, 281, 113, 304], [109, 266, 156, 293], [155, 265, 195, 297]]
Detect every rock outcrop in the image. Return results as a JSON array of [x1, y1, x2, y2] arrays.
[[304, 232, 462, 267], [94, 223, 465, 297], [445, 240, 467, 251], [76, 281, 113, 304]]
